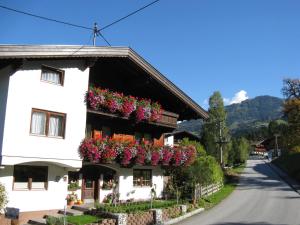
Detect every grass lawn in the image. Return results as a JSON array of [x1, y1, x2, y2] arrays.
[[67, 215, 102, 225], [198, 183, 236, 209]]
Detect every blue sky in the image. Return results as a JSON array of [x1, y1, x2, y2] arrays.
[[1, 0, 300, 108]]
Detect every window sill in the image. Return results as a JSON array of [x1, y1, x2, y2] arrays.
[[40, 80, 63, 87], [30, 134, 64, 139], [133, 185, 151, 188], [13, 188, 47, 191]]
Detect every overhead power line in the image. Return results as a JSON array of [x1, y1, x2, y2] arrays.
[[100, 0, 160, 31], [0, 0, 160, 45], [0, 4, 92, 31]]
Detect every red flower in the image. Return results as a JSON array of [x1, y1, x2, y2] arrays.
[[162, 147, 173, 166], [79, 138, 101, 162], [102, 146, 117, 162], [151, 151, 160, 166], [121, 96, 136, 117], [121, 147, 133, 166], [173, 148, 183, 166], [150, 102, 162, 121], [135, 146, 146, 165]]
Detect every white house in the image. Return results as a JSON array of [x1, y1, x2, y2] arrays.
[[0, 45, 208, 215]]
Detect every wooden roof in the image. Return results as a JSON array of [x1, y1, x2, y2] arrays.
[[0, 45, 208, 120]]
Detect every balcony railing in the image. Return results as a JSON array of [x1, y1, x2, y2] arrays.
[[86, 86, 179, 128], [87, 108, 179, 128]]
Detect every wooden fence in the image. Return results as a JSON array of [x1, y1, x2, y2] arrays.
[[195, 182, 223, 199]]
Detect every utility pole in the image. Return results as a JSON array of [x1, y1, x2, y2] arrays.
[[219, 120, 223, 165], [93, 22, 98, 46], [274, 134, 280, 157]]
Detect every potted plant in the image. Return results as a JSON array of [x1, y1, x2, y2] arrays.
[[66, 192, 78, 206]]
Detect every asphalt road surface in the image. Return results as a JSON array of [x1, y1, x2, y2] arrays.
[[178, 159, 300, 225]]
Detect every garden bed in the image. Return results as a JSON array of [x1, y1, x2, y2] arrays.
[[66, 215, 115, 225], [94, 200, 181, 214]]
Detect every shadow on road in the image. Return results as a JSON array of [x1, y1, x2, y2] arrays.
[[213, 223, 287, 225], [235, 161, 291, 192]]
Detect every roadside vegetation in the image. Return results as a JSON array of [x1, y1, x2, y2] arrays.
[[271, 79, 300, 181]]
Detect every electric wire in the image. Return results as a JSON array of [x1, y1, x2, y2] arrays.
[[100, 0, 160, 31], [0, 0, 160, 46]]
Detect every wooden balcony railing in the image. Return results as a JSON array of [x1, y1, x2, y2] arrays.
[[87, 108, 179, 128]]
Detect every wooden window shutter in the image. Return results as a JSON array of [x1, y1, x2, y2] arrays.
[[93, 130, 102, 139], [154, 134, 164, 147]]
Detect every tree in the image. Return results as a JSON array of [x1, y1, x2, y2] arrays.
[[202, 91, 230, 164], [282, 78, 300, 147]]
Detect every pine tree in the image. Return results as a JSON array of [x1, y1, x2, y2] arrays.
[[202, 91, 230, 164]]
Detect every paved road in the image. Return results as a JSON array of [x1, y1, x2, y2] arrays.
[[178, 159, 300, 225]]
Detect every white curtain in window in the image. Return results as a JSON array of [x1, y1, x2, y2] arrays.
[[41, 70, 60, 85], [31, 112, 46, 135], [49, 115, 63, 137]]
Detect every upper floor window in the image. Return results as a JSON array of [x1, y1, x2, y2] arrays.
[[30, 109, 66, 138], [41, 65, 64, 86]]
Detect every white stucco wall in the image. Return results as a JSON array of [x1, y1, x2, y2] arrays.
[[0, 162, 68, 212], [1, 60, 89, 168], [117, 166, 164, 201], [164, 135, 174, 147]]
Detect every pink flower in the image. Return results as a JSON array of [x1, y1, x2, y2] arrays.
[[151, 151, 160, 166]]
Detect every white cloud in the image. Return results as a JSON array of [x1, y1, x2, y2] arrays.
[[224, 90, 249, 105]]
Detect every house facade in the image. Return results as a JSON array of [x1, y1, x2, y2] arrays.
[[0, 45, 208, 213]]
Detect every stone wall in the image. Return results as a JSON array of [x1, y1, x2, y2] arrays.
[[84, 218, 116, 225], [127, 211, 154, 225], [162, 206, 181, 221]]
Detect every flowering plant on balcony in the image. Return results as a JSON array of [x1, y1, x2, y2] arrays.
[[121, 96, 137, 117], [87, 86, 162, 123], [105, 92, 123, 113], [135, 99, 152, 122], [79, 138, 101, 163], [79, 137, 196, 167], [151, 102, 163, 121], [87, 87, 107, 110]]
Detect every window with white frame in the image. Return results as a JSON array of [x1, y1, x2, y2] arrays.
[[30, 109, 66, 138], [133, 169, 152, 187], [41, 65, 64, 85], [13, 165, 48, 190]]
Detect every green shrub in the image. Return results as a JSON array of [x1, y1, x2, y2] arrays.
[[291, 146, 300, 153], [96, 200, 179, 213], [46, 216, 65, 225]]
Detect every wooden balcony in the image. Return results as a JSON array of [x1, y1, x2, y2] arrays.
[[87, 108, 179, 128]]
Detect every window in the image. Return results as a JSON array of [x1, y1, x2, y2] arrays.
[[134, 132, 152, 143], [41, 65, 64, 85], [133, 169, 152, 187], [30, 109, 66, 138], [13, 165, 48, 190]]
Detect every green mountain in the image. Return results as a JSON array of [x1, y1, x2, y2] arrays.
[[178, 95, 284, 137]]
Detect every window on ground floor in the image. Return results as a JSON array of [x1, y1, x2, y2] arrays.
[[133, 169, 152, 187], [13, 165, 48, 190]]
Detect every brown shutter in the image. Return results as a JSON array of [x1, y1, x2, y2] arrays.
[[154, 134, 164, 147], [93, 130, 102, 139]]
